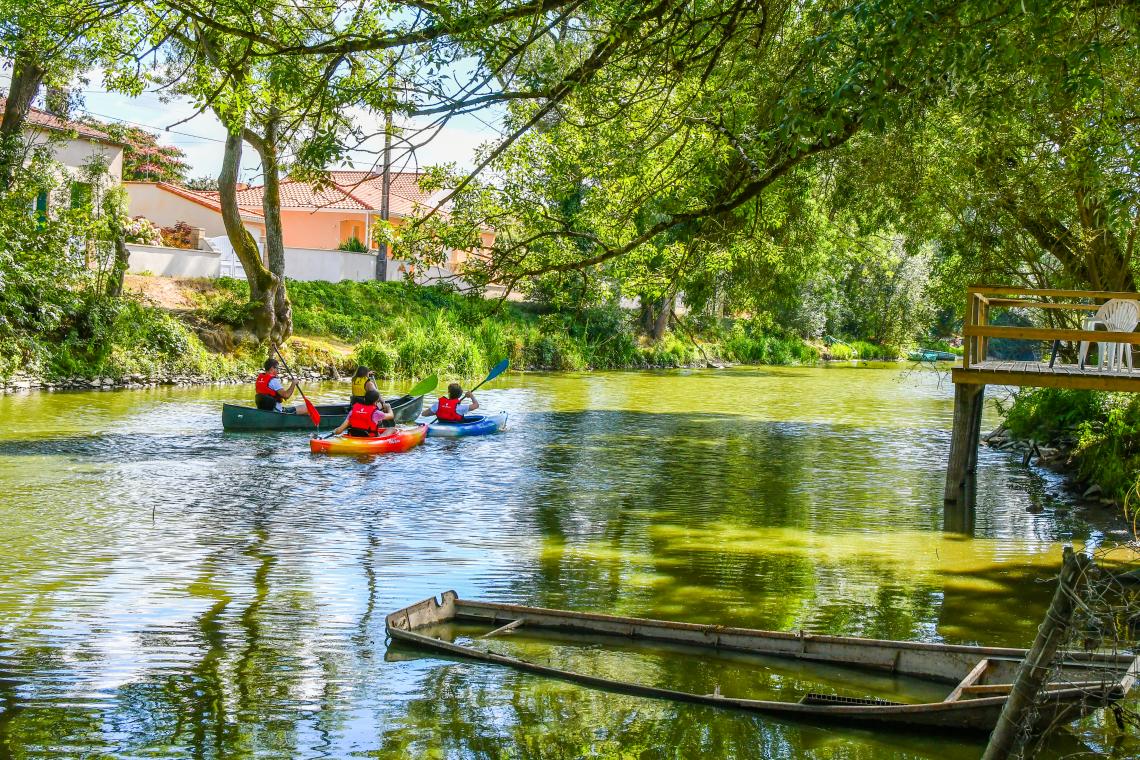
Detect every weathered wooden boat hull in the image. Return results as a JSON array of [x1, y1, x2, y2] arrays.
[[386, 592, 1138, 733], [222, 395, 424, 431]]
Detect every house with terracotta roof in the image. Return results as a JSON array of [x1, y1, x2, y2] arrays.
[[125, 181, 265, 241], [126, 170, 473, 257], [0, 96, 125, 213]]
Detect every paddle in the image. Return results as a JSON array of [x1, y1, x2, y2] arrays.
[[425, 359, 509, 422], [404, 373, 438, 399], [271, 344, 320, 427], [318, 374, 439, 439]]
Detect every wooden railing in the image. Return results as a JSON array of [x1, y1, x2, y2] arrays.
[[963, 286, 1140, 369]]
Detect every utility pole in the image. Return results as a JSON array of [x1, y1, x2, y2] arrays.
[[376, 54, 395, 282], [376, 109, 392, 282]]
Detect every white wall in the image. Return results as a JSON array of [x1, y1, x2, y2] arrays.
[[127, 244, 221, 278], [125, 182, 265, 239], [284, 247, 379, 282], [126, 245, 473, 287], [30, 130, 124, 183]]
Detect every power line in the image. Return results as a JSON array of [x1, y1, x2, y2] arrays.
[[79, 108, 227, 144]]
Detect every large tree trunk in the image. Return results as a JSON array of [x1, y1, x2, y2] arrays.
[[105, 235, 130, 298], [651, 294, 673, 341], [638, 291, 676, 341], [244, 118, 292, 342], [0, 51, 47, 191], [218, 129, 285, 343], [639, 295, 655, 334]]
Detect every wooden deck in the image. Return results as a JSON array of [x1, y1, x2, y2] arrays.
[[954, 360, 1140, 392], [946, 286, 1140, 502]]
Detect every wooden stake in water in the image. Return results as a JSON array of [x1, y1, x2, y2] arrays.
[[982, 546, 1090, 760]]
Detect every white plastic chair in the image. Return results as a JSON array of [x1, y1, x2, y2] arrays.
[[1078, 298, 1140, 372]]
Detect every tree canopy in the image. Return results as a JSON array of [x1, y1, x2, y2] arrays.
[[1, 0, 1137, 346]]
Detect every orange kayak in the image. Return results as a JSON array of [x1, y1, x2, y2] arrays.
[[309, 424, 427, 455]]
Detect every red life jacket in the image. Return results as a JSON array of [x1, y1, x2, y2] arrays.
[[436, 396, 464, 422], [347, 403, 380, 436], [255, 372, 281, 399]]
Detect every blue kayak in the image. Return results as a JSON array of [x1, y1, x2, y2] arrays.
[[426, 412, 508, 438]]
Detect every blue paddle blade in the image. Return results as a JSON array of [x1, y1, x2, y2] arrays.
[[486, 358, 509, 382], [468, 359, 510, 394]]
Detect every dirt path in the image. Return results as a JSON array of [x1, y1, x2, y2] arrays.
[[124, 274, 197, 311]]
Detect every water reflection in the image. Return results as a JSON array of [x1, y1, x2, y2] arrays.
[[0, 367, 1134, 758]]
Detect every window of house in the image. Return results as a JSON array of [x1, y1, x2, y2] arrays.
[[34, 190, 48, 222], [70, 182, 93, 210]]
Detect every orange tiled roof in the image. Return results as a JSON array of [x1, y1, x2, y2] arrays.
[[229, 179, 373, 211], [135, 171, 445, 218], [329, 170, 432, 201], [0, 97, 121, 145]]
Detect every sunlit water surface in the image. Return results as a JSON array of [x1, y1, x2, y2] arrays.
[[0, 365, 1134, 758]]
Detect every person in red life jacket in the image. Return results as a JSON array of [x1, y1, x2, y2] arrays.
[[430, 382, 480, 423], [330, 389, 394, 437], [254, 358, 300, 413]]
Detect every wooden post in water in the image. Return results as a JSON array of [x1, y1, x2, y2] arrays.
[[944, 382, 985, 503], [981, 547, 1090, 760]]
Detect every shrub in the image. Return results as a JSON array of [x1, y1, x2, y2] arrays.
[[160, 221, 196, 249], [354, 339, 398, 377], [999, 387, 1104, 442], [766, 337, 793, 365], [828, 343, 855, 360], [1075, 399, 1140, 499], [338, 236, 368, 253], [124, 216, 162, 246], [1000, 388, 1140, 500], [850, 340, 899, 361]]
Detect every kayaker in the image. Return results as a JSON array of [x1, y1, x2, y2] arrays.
[[254, 358, 301, 413], [431, 383, 479, 423], [331, 389, 394, 437], [349, 365, 378, 405]]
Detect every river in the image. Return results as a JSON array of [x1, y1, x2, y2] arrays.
[[0, 365, 1133, 758]]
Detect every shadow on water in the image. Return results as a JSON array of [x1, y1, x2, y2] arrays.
[[0, 371, 1132, 758]]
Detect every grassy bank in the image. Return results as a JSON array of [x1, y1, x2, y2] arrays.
[[0, 286, 257, 385], [194, 278, 824, 379], [1, 276, 838, 385], [999, 387, 1140, 501]]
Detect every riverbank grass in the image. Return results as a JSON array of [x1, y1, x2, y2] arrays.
[[3, 275, 838, 389], [999, 387, 1140, 501]]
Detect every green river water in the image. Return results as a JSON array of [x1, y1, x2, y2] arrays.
[[0, 365, 1135, 759]]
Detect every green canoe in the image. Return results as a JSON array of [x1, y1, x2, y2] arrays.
[[222, 395, 425, 431]]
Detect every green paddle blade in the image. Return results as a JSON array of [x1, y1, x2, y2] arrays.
[[406, 373, 438, 397]]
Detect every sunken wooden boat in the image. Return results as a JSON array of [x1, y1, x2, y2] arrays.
[[386, 591, 1139, 732], [222, 395, 424, 431]]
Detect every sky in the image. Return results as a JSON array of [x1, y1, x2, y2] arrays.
[[1, 68, 505, 184]]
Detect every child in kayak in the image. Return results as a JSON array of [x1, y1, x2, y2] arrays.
[[431, 383, 480, 423], [330, 389, 394, 437], [254, 358, 301, 413], [350, 365, 379, 405]]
